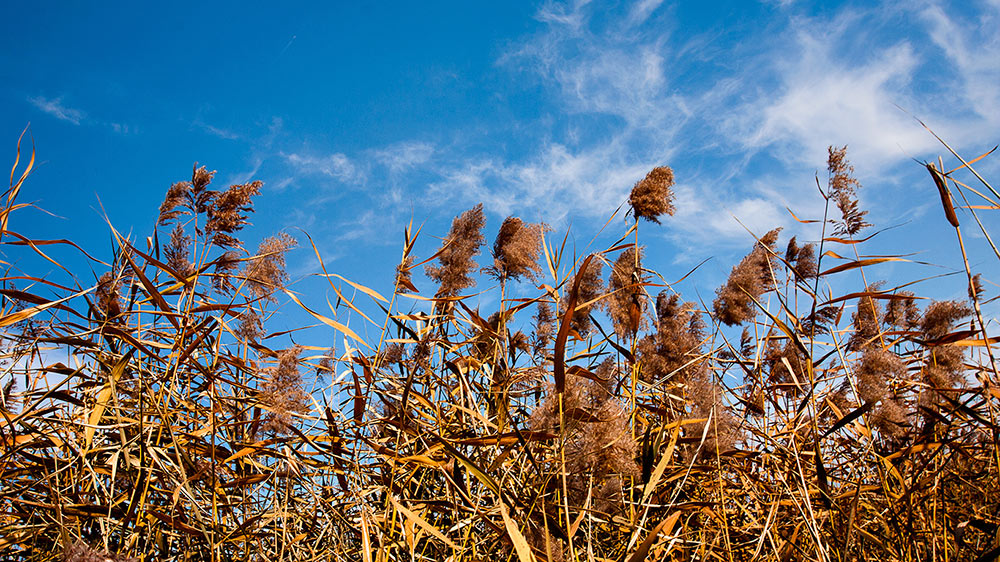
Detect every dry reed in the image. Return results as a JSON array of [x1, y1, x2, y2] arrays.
[[1, 133, 998, 562]]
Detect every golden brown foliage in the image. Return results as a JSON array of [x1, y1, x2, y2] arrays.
[[260, 346, 310, 434], [3, 137, 1000, 562]]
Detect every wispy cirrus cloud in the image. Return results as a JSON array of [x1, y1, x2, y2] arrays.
[[744, 37, 928, 169], [283, 152, 365, 185], [28, 95, 85, 125], [427, 0, 789, 242], [418, 1, 1000, 251], [430, 142, 651, 223], [28, 94, 138, 135], [919, 2, 1000, 131], [195, 121, 241, 140], [374, 141, 435, 174], [247, 0, 998, 262]]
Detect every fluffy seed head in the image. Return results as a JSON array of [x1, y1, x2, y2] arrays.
[[425, 204, 486, 298], [236, 310, 263, 342], [713, 228, 781, 326], [213, 250, 241, 294], [205, 180, 262, 249], [532, 301, 555, 357], [189, 164, 218, 214], [638, 292, 705, 386], [920, 300, 971, 340], [491, 216, 545, 282], [561, 257, 604, 337], [786, 237, 817, 280], [607, 247, 646, 338], [828, 146, 870, 236], [969, 273, 984, 301], [164, 223, 194, 280], [849, 282, 884, 351], [96, 271, 123, 321], [687, 369, 741, 459], [394, 255, 417, 293], [261, 346, 310, 434], [857, 348, 907, 403], [885, 291, 920, 330], [629, 166, 676, 224], [158, 181, 191, 225], [243, 233, 296, 302]]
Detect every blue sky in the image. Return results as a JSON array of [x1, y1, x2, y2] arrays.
[[2, 1, 999, 340]]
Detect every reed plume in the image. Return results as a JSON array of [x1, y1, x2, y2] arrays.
[[629, 166, 676, 224], [712, 228, 780, 326], [425, 203, 485, 298]]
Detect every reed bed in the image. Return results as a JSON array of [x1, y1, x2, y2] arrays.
[[1, 127, 998, 561]]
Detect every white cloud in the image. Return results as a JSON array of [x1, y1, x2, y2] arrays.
[[920, 2, 1000, 129], [288, 0, 999, 258], [626, 0, 665, 26], [535, 0, 590, 31], [28, 95, 85, 125], [430, 142, 650, 224], [197, 122, 241, 140], [726, 3, 1000, 171], [374, 141, 435, 173], [284, 152, 365, 185], [415, 2, 773, 253], [744, 36, 931, 170]]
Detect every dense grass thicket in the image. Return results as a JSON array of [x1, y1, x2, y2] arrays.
[[1, 128, 999, 561]]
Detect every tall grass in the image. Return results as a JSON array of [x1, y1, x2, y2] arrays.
[[1, 127, 998, 561]]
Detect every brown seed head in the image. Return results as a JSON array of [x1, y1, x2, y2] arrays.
[[920, 300, 971, 340], [236, 310, 263, 341], [158, 180, 191, 225], [849, 282, 884, 351], [261, 346, 310, 434], [764, 337, 809, 394], [607, 247, 646, 338], [856, 348, 907, 404], [189, 164, 218, 214], [687, 369, 741, 459], [164, 223, 194, 280], [629, 166, 676, 224], [885, 291, 920, 330], [205, 180, 262, 249], [638, 292, 705, 385], [213, 250, 241, 294], [969, 273, 984, 302], [828, 146, 870, 236], [712, 228, 781, 326], [96, 271, 123, 321], [243, 233, 296, 302], [425, 204, 486, 298], [561, 257, 604, 337], [792, 241, 817, 280], [394, 255, 417, 293], [532, 301, 555, 357], [491, 216, 545, 282]]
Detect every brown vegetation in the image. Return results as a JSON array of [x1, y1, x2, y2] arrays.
[[1, 130, 999, 562]]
